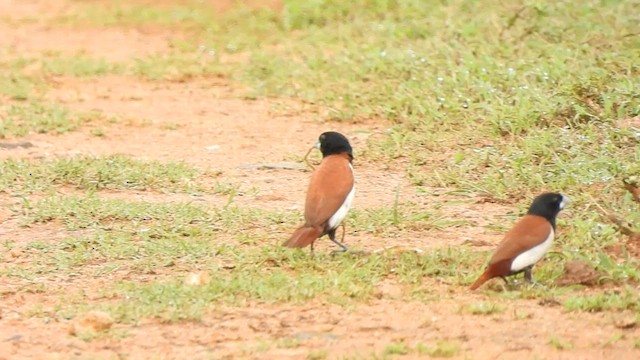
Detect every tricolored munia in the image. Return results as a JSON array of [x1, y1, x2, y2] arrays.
[[283, 131, 355, 253], [470, 192, 569, 290]]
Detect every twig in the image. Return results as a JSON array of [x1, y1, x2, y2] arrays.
[[303, 146, 317, 171]]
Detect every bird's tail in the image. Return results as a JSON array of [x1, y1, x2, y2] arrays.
[[469, 271, 492, 290], [283, 226, 322, 248]]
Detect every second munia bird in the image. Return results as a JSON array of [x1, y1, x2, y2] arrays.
[[470, 192, 569, 290]]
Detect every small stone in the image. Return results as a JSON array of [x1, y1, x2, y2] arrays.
[[556, 260, 600, 286], [613, 313, 637, 329], [184, 271, 210, 286], [9, 250, 22, 258], [69, 311, 114, 335]]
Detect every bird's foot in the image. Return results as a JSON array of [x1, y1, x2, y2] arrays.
[[526, 280, 546, 289]]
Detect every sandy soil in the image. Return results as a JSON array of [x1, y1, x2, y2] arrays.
[[0, 0, 639, 359]]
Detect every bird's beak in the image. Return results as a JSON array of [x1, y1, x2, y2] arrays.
[[559, 195, 570, 209], [314, 141, 321, 150]]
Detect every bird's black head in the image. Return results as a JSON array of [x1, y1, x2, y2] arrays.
[[526, 192, 569, 228], [317, 131, 353, 160]]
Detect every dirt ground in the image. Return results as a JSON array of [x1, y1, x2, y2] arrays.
[[1, 1, 639, 359]]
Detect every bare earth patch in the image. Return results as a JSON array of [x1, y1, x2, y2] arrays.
[[1, 291, 639, 359], [0, 0, 71, 22], [0, 24, 176, 61]]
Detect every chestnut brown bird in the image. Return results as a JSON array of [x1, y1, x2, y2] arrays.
[[283, 131, 354, 252], [470, 192, 569, 290]]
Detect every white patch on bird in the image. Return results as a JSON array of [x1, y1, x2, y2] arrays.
[[328, 163, 355, 230], [314, 141, 321, 149], [559, 195, 570, 209], [510, 227, 554, 272]]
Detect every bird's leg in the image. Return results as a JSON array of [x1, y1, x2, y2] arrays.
[[499, 276, 510, 292], [523, 266, 544, 287], [328, 228, 349, 252], [303, 146, 316, 171], [310, 241, 315, 257], [523, 266, 533, 283], [340, 223, 346, 242]]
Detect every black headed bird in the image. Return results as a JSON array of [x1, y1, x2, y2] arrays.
[[470, 192, 569, 290], [283, 131, 354, 252]]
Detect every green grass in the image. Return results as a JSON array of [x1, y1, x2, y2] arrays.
[[3, 52, 224, 81], [37, 0, 637, 204], [382, 342, 410, 356], [0, 73, 45, 101], [229, 0, 637, 202], [57, 1, 219, 30], [131, 53, 225, 81], [0, 155, 202, 194], [276, 337, 301, 349], [0, 57, 46, 100], [12, 185, 608, 323], [307, 350, 328, 360], [74, 249, 386, 322], [15, 245, 482, 322], [549, 336, 573, 351], [40, 54, 125, 77], [3, 190, 487, 321], [415, 340, 460, 358], [375, 340, 460, 358], [347, 203, 470, 236], [564, 288, 640, 313], [17, 189, 476, 240], [0, 101, 87, 138], [463, 302, 506, 315], [25, 195, 211, 230]]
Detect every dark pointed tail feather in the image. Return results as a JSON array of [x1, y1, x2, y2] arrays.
[[283, 226, 322, 248], [469, 270, 493, 290], [470, 259, 514, 290]]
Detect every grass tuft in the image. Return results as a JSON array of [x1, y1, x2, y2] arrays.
[[564, 288, 640, 313], [0, 101, 85, 138], [40, 55, 125, 77], [415, 340, 461, 357], [463, 302, 506, 315], [0, 155, 201, 194], [549, 336, 573, 351]]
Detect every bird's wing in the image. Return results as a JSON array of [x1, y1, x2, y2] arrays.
[[304, 153, 354, 227], [489, 215, 552, 265]]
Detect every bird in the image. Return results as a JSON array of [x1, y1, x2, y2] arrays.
[[283, 131, 355, 253], [469, 192, 569, 290]]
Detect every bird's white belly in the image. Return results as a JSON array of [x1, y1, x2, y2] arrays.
[[510, 228, 555, 272], [328, 186, 355, 230], [327, 164, 354, 230]]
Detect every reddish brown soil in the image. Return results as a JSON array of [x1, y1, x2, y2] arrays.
[[1, 1, 639, 359]]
